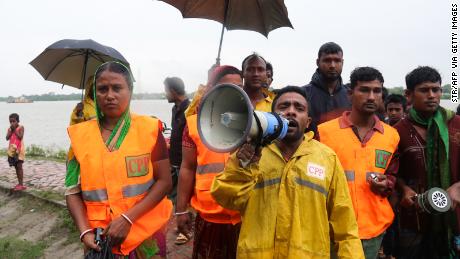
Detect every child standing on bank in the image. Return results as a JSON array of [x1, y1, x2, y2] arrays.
[[6, 113, 26, 190]]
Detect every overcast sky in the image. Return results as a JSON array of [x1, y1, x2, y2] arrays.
[[0, 0, 451, 96]]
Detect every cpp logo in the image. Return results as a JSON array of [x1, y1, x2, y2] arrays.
[[307, 163, 325, 180]]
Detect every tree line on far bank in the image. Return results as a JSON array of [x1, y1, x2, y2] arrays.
[[1, 84, 453, 102], [388, 84, 452, 99], [0, 92, 174, 102]]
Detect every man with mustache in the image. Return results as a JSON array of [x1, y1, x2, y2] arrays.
[[394, 66, 460, 258], [211, 86, 364, 258], [303, 42, 351, 132], [318, 67, 399, 259]]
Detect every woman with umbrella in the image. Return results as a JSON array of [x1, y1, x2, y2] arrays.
[[65, 61, 172, 257]]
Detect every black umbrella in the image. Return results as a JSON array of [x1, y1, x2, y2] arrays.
[[159, 0, 293, 65], [30, 39, 130, 90]]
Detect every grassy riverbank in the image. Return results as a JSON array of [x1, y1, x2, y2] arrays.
[[0, 144, 66, 162], [0, 191, 80, 258]]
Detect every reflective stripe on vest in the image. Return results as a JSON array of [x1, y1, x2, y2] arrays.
[[82, 188, 108, 202], [345, 170, 355, 181], [197, 163, 225, 175], [122, 179, 155, 198], [82, 179, 155, 201]]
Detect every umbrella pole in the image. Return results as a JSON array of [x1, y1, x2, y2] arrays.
[[80, 50, 89, 101], [216, 24, 225, 66], [215, 0, 230, 66]]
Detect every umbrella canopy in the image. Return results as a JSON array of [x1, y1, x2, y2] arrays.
[[30, 39, 130, 89], [160, 0, 292, 37], [159, 0, 293, 64]]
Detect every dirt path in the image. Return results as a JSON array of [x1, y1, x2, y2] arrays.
[[0, 156, 193, 258], [0, 191, 82, 259]]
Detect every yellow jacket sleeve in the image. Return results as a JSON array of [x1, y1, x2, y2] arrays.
[[327, 155, 365, 259], [211, 153, 263, 212]]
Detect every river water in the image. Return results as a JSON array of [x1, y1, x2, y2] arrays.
[[0, 100, 458, 151], [0, 100, 173, 150]]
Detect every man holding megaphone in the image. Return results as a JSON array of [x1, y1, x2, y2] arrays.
[[175, 65, 268, 259], [211, 86, 364, 259]]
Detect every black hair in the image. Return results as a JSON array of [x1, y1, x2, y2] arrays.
[[9, 113, 19, 122], [457, 104, 460, 116], [95, 61, 133, 91], [266, 62, 273, 77], [349, 66, 384, 90], [405, 66, 441, 91], [272, 86, 309, 110], [385, 94, 407, 111], [164, 77, 186, 95], [318, 42, 343, 59], [241, 53, 267, 71], [210, 67, 242, 86]]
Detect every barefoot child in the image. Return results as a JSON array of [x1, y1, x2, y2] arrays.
[[6, 113, 26, 191]]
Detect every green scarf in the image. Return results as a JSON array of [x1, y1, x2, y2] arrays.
[[93, 62, 132, 151], [409, 107, 454, 190]]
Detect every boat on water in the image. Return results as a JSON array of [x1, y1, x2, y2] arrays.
[[7, 96, 33, 103]]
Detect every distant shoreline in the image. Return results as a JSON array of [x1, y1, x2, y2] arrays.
[[0, 92, 198, 102], [0, 93, 168, 102]]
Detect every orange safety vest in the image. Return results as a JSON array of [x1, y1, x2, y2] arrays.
[[186, 114, 240, 224], [318, 118, 399, 239], [68, 114, 172, 255]]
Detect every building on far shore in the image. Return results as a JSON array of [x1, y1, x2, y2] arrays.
[[7, 96, 33, 103]]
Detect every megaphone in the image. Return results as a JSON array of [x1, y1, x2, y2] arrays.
[[415, 187, 452, 214], [197, 83, 288, 153]]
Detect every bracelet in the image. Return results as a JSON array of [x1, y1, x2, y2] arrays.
[[174, 211, 190, 216], [79, 228, 93, 241], [121, 213, 133, 225]]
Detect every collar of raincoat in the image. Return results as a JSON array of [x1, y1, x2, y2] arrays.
[[268, 131, 315, 160]]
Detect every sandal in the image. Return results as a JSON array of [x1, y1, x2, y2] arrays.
[[174, 233, 191, 245], [13, 184, 26, 191]]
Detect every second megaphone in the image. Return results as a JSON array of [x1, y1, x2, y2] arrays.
[[198, 83, 288, 153]]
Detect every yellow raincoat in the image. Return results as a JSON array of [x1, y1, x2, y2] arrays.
[[211, 132, 364, 259], [254, 94, 273, 112], [69, 77, 96, 125]]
